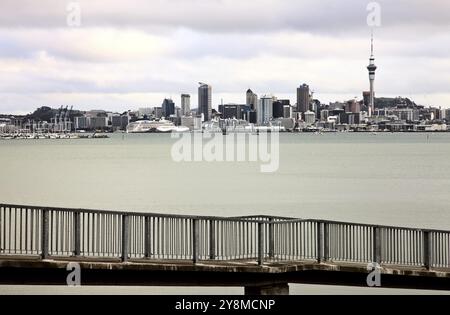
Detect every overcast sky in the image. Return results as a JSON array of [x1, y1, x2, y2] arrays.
[[1, 0, 449, 114]]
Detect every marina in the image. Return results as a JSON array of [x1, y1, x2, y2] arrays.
[[0, 133, 109, 140]]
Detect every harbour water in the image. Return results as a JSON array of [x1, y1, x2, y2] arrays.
[[1, 133, 450, 294]]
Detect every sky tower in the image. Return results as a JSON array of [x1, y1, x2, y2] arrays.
[[367, 32, 377, 117]]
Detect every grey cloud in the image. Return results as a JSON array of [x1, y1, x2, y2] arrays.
[[0, 0, 449, 35]]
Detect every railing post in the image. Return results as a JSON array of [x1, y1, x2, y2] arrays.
[[209, 220, 215, 260], [323, 222, 329, 262], [41, 209, 49, 259], [268, 218, 274, 259], [193, 219, 199, 264], [74, 211, 81, 256], [144, 216, 151, 258], [0, 206, 2, 252], [423, 231, 431, 270], [257, 222, 264, 265], [317, 222, 323, 263], [121, 215, 129, 262], [373, 227, 381, 264]]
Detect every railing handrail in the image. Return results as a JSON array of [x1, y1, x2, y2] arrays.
[[271, 218, 450, 234], [231, 215, 297, 221], [0, 203, 268, 224], [1, 203, 449, 234]]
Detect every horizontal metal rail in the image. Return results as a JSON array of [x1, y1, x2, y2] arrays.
[[0, 204, 449, 269]]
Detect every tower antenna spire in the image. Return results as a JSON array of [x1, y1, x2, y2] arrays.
[[371, 29, 374, 57], [367, 30, 377, 118]]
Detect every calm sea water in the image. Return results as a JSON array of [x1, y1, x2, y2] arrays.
[[1, 132, 450, 295]]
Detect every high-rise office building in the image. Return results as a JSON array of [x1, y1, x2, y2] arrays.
[[246, 89, 258, 111], [162, 98, 175, 118], [297, 84, 310, 113], [273, 101, 284, 119], [257, 95, 273, 125], [198, 83, 212, 122], [181, 94, 191, 116]]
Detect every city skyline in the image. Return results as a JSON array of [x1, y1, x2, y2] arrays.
[[0, 1, 450, 114]]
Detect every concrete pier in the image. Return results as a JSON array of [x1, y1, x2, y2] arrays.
[[245, 283, 290, 295], [1, 257, 450, 294]]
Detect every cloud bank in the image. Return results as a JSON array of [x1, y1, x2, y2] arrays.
[[0, 0, 449, 113]]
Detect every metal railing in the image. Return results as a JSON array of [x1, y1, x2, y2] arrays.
[[1, 204, 449, 270]]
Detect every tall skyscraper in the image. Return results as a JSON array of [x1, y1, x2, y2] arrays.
[[246, 89, 258, 111], [181, 94, 191, 116], [198, 83, 212, 122], [297, 84, 310, 113], [257, 95, 273, 125], [162, 98, 175, 117], [367, 32, 377, 117]]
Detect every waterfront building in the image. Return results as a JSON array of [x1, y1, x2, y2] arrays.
[[218, 104, 249, 120], [272, 99, 290, 119], [89, 116, 108, 130], [112, 114, 129, 131], [272, 101, 284, 119], [347, 113, 361, 125], [392, 108, 419, 122], [181, 94, 191, 116], [439, 108, 446, 121], [248, 111, 257, 124], [199, 83, 212, 122], [257, 95, 273, 125], [446, 109, 450, 122], [246, 89, 258, 111], [75, 116, 89, 130], [283, 105, 292, 119], [162, 99, 175, 118], [320, 109, 329, 122], [297, 84, 310, 113], [154, 107, 163, 119], [304, 110, 316, 126], [346, 100, 361, 113], [138, 107, 152, 118]]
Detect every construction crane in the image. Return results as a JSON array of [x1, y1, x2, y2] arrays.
[[62, 106, 68, 132], [54, 106, 63, 132], [66, 106, 73, 132]]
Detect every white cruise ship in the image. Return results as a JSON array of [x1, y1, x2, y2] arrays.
[[126, 119, 175, 133]]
